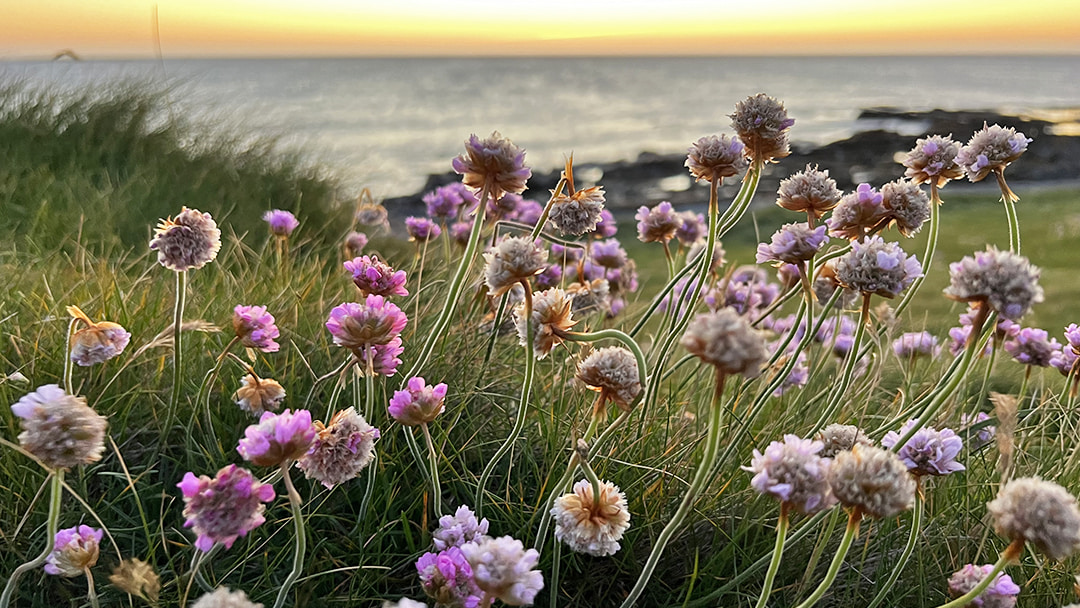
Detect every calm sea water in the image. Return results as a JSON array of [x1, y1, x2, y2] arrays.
[[4, 56, 1078, 197]]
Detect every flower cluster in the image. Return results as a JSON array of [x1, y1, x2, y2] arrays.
[[834, 235, 922, 299], [515, 288, 576, 359], [745, 435, 835, 514], [417, 546, 483, 608], [827, 183, 885, 240], [237, 409, 317, 467], [755, 222, 828, 265], [730, 94, 794, 163], [233, 375, 286, 415], [406, 216, 442, 242], [1004, 327, 1060, 367], [903, 135, 963, 188], [682, 309, 768, 377], [326, 296, 408, 354], [11, 385, 107, 470], [881, 419, 965, 476], [263, 209, 299, 237], [389, 377, 448, 426], [298, 407, 380, 489], [827, 444, 915, 519], [345, 256, 409, 297], [460, 536, 544, 606], [45, 525, 102, 576], [232, 305, 281, 352], [685, 133, 747, 183], [892, 331, 940, 360], [776, 165, 842, 220], [947, 564, 1020, 608], [636, 201, 681, 244], [177, 464, 275, 551], [149, 207, 222, 272], [576, 346, 642, 411], [944, 247, 1043, 320], [452, 132, 531, 199], [67, 306, 131, 366], [483, 236, 547, 296], [956, 123, 1031, 183], [552, 479, 631, 556], [987, 477, 1080, 560]]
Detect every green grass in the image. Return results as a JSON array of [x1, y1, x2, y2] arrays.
[[2, 83, 1080, 607]]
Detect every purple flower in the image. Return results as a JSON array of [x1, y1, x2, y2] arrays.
[[149, 207, 221, 272], [451, 132, 531, 199], [594, 209, 617, 238], [590, 238, 628, 269], [947, 563, 1020, 608], [827, 183, 887, 240], [344, 231, 368, 256], [1051, 345, 1078, 377], [903, 135, 963, 188], [675, 211, 706, 246], [944, 248, 1043, 320], [326, 296, 408, 353], [956, 123, 1031, 183], [772, 351, 809, 397], [834, 235, 922, 298], [487, 192, 521, 219], [237, 409, 317, 467], [417, 546, 483, 608], [298, 407, 380, 489], [550, 243, 583, 262], [960, 412, 995, 451], [389, 377, 448, 426], [635, 201, 681, 243], [424, 183, 474, 219], [232, 305, 280, 353], [755, 222, 828, 265], [357, 337, 404, 377], [405, 217, 441, 242], [777, 165, 842, 220], [263, 209, 299, 237], [345, 256, 409, 298], [744, 434, 835, 514], [449, 221, 473, 246], [1064, 323, 1080, 353], [460, 536, 543, 607], [67, 307, 130, 367], [892, 331, 940, 359], [1005, 327, 1060, 367], [685, 134, 747, 184], [45, 525, 102, 576], [881, 419, 965, 476], [710, 267, 781, 316], [730, 94, 794, 163], [508, 199, 545, 226], [534, 263, 563, 290], [177, 464, 275, 551], [433, 505, 490, 551]]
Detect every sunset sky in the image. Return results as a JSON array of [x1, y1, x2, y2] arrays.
[[2, 0, 1078, 59]]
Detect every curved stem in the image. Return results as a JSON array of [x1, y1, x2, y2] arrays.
[[618, 370, 727, 608], [792, 509, 861, 608], [199, 336, 241, 449], [934, 539, 1023, 608], [995, 170, 1021, 253], [476, 281, 535, 517], [421, 422, 443, 517], [63, 318, 79, 394], [84, 568, 99, 608], [895, 192, 940, 318], [753, 507, 789, 608], [865, 488, 923, 608], [273, 463, 306, 608], [564, 329, 648, 407], [1, 471, 63, 608]]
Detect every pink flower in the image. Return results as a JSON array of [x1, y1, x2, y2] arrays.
[[177, 464, 275, 552], [263, 209, 299, 237], [237, 409, 317, 467], [45, 525, 102, 576], [232, 305, 280, 352], [388, 377, 448, 426], [344, 256, 409, 298], [325, 296, 408, 353]]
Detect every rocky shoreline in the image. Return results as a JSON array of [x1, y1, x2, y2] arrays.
[[384, 108, 1080, 217]]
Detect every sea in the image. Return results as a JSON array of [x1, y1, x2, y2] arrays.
[[3, 56, 1078, 198]]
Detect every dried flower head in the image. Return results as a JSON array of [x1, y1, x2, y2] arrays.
[[880, 179, 931, 237], [777, 165, 843, 219], [483, 236, 547, 296], [433, 505, 490, 551], [892, 331, 941, 359], [297, 407, 380, 489], [956, 123, 1032, 183], [233, 375, 286, 415], [237, 409, 316, 467], [149, 207, 221, 272], [109, 558, 161, 603], [460, 536, 544, 606], [417, 546, 483, 608], [827, 183, 887, 240], [515, 288, 576, 359], [345, 255, 409, 298], [755, 222, 828, 265], [232, 305, 280, 353], [745, 435, 835, 514], [827, 444, 915, 519], [263, 209, 299, 237], [45, 525, 102, 576], [67, 306, 131, 367], [947, 564, 1020, 608], [944, 248, 1043, 320], [566, 278, 611, 317], [881, 419, 965, 476], [11, 384, 107, 470], [177, 464, 275, 551], [1004, 327, 1060, 367], [452, 132, 531, 199], [814, 424, 873, 459], [730, 94, 794, 163], [356, 201, 390, 229], [681, 309, 768, 377], [549, 162, 605, 236], [406, 216, 442, 242], [388, 377, 448, 426], [987, 476, 1080, 560], [191, 587, 263, 608], [635, 201, 681, 244], [903, 135, 963, 188], [834, 235, 922, 299], [552, 479, 631, 557], [576, 346, 642, 411], [326, 296, 408, 353], [685, 134, 748, 183]]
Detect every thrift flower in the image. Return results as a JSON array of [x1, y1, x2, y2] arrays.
[[730, 93, 794, 163], [192, 587, 263, 608], [675, 211, 706, 246], [452, 132, 531, 199], [987, 477, 1080, 560], [881, 419, 965, 476], [433, 506, 490, 551], [149, 207, 221, 272], [460, 536, 543, 606], [389, 377, 448, 426], [576, 347, 642, 411], [483, 236, 547, 296], [744, 435, 835, 514], [685, 134, 747, 183], [594, 209, 618, 238], [815, 424, 873, 459], [635, 201, 681, 244], [326, 296, 408, 352], [11, 384, 106, 470], [944, 248, 1043, 320], [358, 337, 404, 377], [356, 201, 390, 230], [827, 183, 886, 240], [345, 256, 409, 298], [406, 217, 442, 242], [813, 262, 859, 310], [232, 305, 280, 353], [508, 199, 544, 226], [755, 222, 828, 265], [589, 239, 628, 270], [233, 375, 286, 415], [67, 305, 130, 366], [947, 564, 1020, 608], [514, 288, 576, 359], [109, 558, 160, 603], [880, 178, 931, 236], [417, 546, 483, 608], [263, 209, 299, 237], [45, 525, 101, 576], [424, 183, 475, 219], [566, 279, 611, 317], [834, 235, 922, 299], [450, 222, 473, 246], [552, 479, 631, 557], [903, 135, 963, 188], [177, 464, 275, 551], [827, 444, 915, 519], [298, 407, 380, 489], [237, 409, 316, 467], [777, 165, 842, 220], [960, 412, 996, 451], [681, 309, 768, 377], [956, 123, 1032, 184], [1004, 327, 1060, 367], [892, 331, 941, 359], [533, 264, 562, 290], [344, 231, 368, 257], [549, 162, 605, 235]]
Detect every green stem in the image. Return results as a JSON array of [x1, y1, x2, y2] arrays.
[[476, 281, 535, 518], [165, 270, 188, 437], [359, 358, 377, 523], [792, 509, 861, 608], [199, 336, 240, 451], [810, 296, 869, 435], [63, 317, 79, 394], [933, 540, 1023, 608], [0, 471, 63, 608], [403, 184, 490, 381], [894, 188, 940, 318], [618, 369, 727, 608], [865, 488, 923, 608], [273, 464, 306, 608], [549, 537, 562, 608], [564, 329, 648, 407], [753, 507, 789, 608], [421, 422, 443, 517], [997, 171, 1021, 253]]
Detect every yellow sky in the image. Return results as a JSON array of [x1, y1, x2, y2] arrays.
[[2, 0, 1078, 58]]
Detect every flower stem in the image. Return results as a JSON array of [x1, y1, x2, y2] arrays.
[[753, 507, 789, 608], [359, 357, 377, 523], [618, 369, 727, 608], [63, 317, 79, 394], [165, 270, 187, 438], [933, 539, 1023, 608], [0, 471, 63, 608], [563, 329, 648, 407], [995, 170, 1021, 253], [894, 187, 941, 318], [198, 336, 241, 452], [476, 280, 535, 518], [792, 509, 861, 608], [421, 422, 443, 517], [84, 567, 99, 608], [810, 296, 869, 435], [273, 463, 306, 608], [865, 487, 923, 608]]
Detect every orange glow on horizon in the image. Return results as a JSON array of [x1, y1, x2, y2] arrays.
[[2, 0, 1078, 59]]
